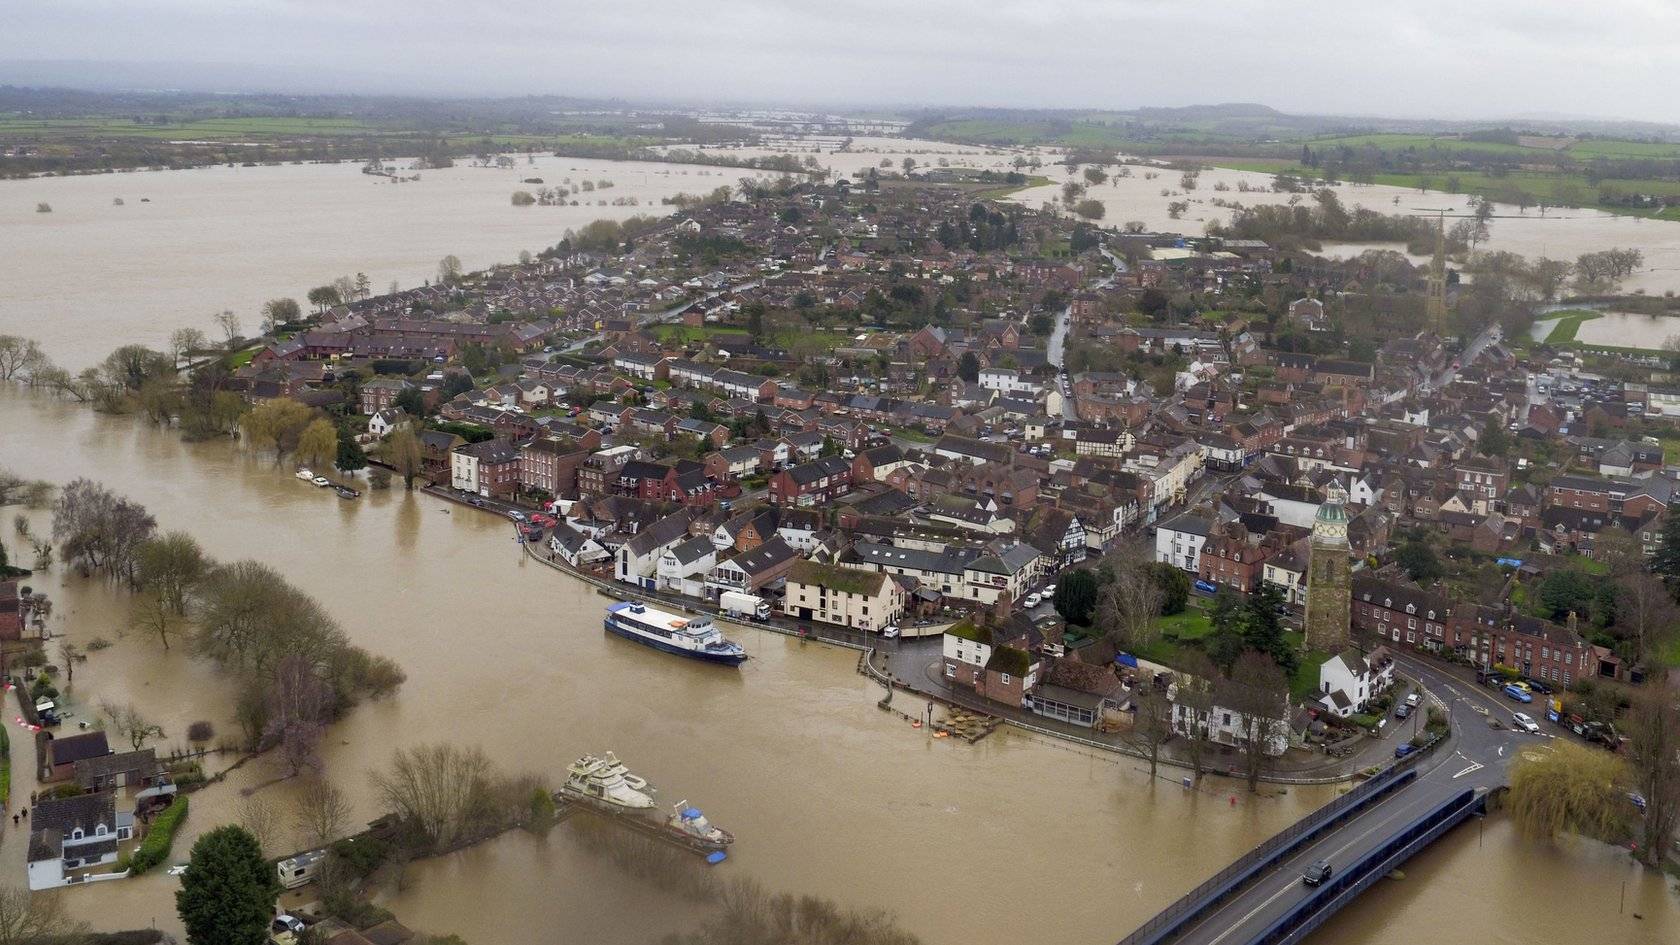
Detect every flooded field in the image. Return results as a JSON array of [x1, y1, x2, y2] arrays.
[[0, 155, 729, 368], [1530, 310, 1680, 349]]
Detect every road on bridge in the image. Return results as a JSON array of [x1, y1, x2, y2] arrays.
[[1167, 652, 1537, 945]]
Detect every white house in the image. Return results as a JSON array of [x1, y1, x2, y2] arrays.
[[657, 536, 717, 598], [782, 559, 905, 632], [548, 521, 609, 568], [367, 408, 409, 438], [1316, 646, 1396, 719], [450, 448, 482, 495], [1155, 515, 1212, 572], [27, 792, 134, 890], [961, 543, 1043, 604], [978, 366, 1041, 396], [614, 513, 692, 589], [1171, 697, 1290, 757]]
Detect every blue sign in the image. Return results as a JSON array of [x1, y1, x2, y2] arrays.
[[1496, 557, 1524, 568]]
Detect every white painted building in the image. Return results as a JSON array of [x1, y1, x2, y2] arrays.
[[1155, 515, 1212, 572], [1316, 646, 1396, 719]]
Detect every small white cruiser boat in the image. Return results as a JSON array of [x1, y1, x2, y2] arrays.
[[560, 753, 656, 810], [295, 468, 314, 481], [667, 801, 734, 849]]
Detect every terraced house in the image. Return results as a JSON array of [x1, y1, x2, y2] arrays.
[[782, 559, 906, 632]]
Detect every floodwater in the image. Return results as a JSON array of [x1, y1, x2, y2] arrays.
[[685, 140, 1680, 297], [2, 389, 1674, 943], [0, 155, 734, 368], [1529, 310, 1680, 349], [0, 389, 1332, 943]]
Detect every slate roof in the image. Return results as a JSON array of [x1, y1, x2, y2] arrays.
[[47, 731, 110, 767]]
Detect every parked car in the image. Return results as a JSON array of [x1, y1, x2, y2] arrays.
[[881, 625, 900, 639], [1042, 584, 1057, 598], [1395, 703, 1412, 720], [1512, 712, 1540, 733], [1394, 743, 1417, 759], [1301, 859, 1333, 886], [272, 915, 306, 935], [1023, 593, 1043, 608], [1405, 692, 1420, 707], [1503, 684, 1534, 704]]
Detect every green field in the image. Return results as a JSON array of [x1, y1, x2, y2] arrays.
[[0, 115, 384, 139], [1202, 160, 1680, 222], [1543, 310, 1603, 344]]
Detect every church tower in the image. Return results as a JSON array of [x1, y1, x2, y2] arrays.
[[1305, 481, 1352, 652]]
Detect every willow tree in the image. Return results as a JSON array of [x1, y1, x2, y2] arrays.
[[385, 427, 424, 490], [295, 418, 339, 472], [1506, 741, 1630, 842]]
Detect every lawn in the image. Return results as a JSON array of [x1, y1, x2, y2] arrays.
[[650, 324, 749, 346], [1543, 310, 1603, 345], [1660, 634, 1680, 669], [1154, 605, 1213, 642]]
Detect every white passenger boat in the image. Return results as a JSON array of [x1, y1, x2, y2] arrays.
[[603, 601, 747, 666]]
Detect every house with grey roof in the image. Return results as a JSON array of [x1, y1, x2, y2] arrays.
[[28, 791, 133, 889]]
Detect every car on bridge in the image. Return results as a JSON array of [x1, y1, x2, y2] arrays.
[[1301, 859, 1333, 887]]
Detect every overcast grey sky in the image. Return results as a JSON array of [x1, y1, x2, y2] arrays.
[[5, 1, 1677, 122]]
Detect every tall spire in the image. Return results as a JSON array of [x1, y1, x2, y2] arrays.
[[1426, 213, 1448, 333]]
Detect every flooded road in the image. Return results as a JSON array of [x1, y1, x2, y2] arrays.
[[2, 390, 1672, 943]]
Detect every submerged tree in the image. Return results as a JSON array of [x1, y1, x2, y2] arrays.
[[1506, 741, 1630, 843]]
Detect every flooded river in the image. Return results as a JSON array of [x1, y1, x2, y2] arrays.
[[1, 390, 1673, 943]]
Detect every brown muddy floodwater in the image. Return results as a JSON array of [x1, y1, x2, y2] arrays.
[[0, 389, 1674, 944]]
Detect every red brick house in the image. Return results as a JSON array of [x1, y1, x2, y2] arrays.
[[0, 580, 20, 640], [769, 456, 852, 507]]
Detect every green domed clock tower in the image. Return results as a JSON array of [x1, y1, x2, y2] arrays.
[[1304, 482, 1352, 652]]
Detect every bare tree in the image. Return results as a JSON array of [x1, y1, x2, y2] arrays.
[[169, 327, 209, 368], [98, 699, 165, 750], [0, 336, 46, 382], [436, 255, 463, 285], [0, 885, 90, 945], [1094, 561, 1167, 650], [129, 589, 187, 651], [1175, 651, 1218, 783], [51, 479, 156, 582], [263, 654, 334, 776], [1616, 572, 1678, 666], [213, 310, 242, 348], [1222, 652, 1290, 793], [1624, 681, 1680, 869], [372, 743, 497, 849], [57, 641, 80, 685], [238, 795, 284, 858], [1126, 683, 1174, 779], [292, 778, 352, 847]]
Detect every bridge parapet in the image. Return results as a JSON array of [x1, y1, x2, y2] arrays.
[[1117, 766, 1417, 945], [1246, 787, 1486, 945]]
